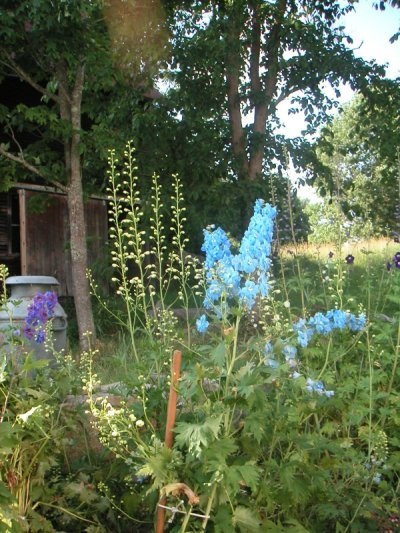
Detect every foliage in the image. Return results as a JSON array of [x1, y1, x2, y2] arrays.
[[2, 177, 400, 530], [83, 195, 400, 531], [304, 199, 375, 244], [131, 0, 388, 237], [311, 83, 400, 236], [0, 265, 147, 531], [0, 0, 171, 349], [0, 0, 167, 188]]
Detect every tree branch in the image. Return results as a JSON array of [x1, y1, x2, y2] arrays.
[[249, 2, 262, 97], [225, 10, 249, 180], [264, 0, 287, 103], [0, 50, 60, 105], [248, 0, 287, 180], [0, 146, 67, 192]]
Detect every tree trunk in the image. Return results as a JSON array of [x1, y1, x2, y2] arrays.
[[225, 0, 287, 182], [2, 55, 97, 352], [225, 10, 250, 181], [59, 63, 96, 351]]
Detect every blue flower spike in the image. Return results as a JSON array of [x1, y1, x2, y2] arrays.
[[200, 199, 276, 316]]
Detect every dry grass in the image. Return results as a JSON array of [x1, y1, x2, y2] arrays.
[[280, 237, 399, 264]]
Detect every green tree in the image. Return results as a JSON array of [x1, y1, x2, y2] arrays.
[[0, 0, 168, 349], [132, 0, 385, 237], [311, 81, 400, 236]]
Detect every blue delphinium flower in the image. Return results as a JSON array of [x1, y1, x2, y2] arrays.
[[235, 199, 276, 275], [293, 310, 366, 348], [306, 378, 334, 397], [264, 357, 279, 368], [309, 312, 333, 335], [264, 341, 279, 367], [196, 314, 209, 334], [200, 199, 276, 316], [282, 344, 297, 360], [201, 226, 232, 269], [23, 291, 58, 344], [264, 341, 273, 354], [372, 473, 382, 485], [326, 309, 348, 329], [293, 318, 314, 348], [238, 279, 258, 309], [347, 313, 366, 331]]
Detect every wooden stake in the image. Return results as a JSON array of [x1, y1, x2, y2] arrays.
[[155, 350, 182, 533]]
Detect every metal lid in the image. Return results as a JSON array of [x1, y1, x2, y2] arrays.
[[5, 276, 60, 286]]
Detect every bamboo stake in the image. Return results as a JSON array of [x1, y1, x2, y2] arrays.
[[155, 349, 182, 533]]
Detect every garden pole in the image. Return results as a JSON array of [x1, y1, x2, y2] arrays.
[[155, 349, 182, 533]]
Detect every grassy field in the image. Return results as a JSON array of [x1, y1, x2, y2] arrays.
[[275, 237, 400, 319]]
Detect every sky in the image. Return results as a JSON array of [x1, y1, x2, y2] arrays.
[[281, 1, 400, 201]]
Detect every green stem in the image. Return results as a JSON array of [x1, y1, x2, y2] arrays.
[[380, 319, 400, 427], [366, 328, 373, 460], [33, 501, 99, 525], [223, 315, 241, 435], [202, 482, 217, 530], [344, 493, 367, 533], [317, 336, 332, 380], [180, 506, 193, 532]]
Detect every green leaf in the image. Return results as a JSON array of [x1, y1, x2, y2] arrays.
[[233, 506, 262, 532], [24, 388, 51, 400], [283, 518, 312, 532], [22, 354, 50, 372], [203, 436, 238, 473], [137, 445, 174, 491], [242, 411, 265, 443], [235, 363, 258, 399], [174, 414, 223, 456], [0, 422, 18, 453], [214, 504, 233, 533], [0, 480, 14, 502], [224, 462, 260, 494], [211, 342, 227, 366]]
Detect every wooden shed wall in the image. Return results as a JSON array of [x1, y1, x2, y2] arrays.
[[19, 189, 108, 296]]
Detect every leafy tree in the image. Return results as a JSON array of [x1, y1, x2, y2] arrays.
[[147, 0, 386, 233], [311, 81, 400, 236], [0, 0, 168, 349]]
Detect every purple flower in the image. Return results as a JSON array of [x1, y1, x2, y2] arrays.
[[328, 251, 334, 259], [394, 252, 400, 268], [387, 261, 392, 271], [345, 254, 355, 265], [22, 291, 58, 344]]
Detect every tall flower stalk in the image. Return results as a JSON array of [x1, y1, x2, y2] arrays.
[[106, 146, 140, 360], [91, 142, 199, 360], [167, 176, 195, 346]]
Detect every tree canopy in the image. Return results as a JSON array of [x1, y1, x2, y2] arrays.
[[0, 0, 169, 348], [134, 0, 388, 237], [311, 80, 400, 237]]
